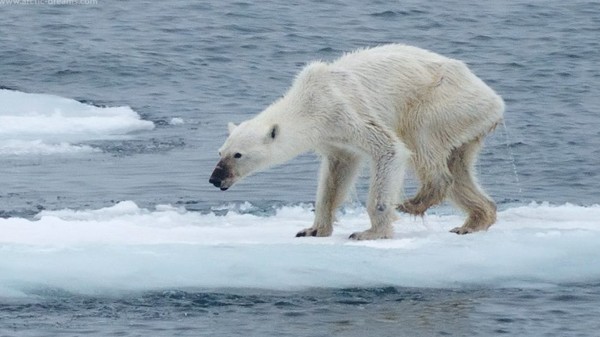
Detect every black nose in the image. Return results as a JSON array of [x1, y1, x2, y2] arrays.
[[209, 176, 221, 188], [209, 165, 227, 188]]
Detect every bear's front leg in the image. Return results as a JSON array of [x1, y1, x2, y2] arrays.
[[349, 143, 409, 240], [349, 195, 397, 240], [296, 151, 361, 238]]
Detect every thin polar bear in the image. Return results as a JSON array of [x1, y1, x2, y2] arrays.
[[209, 44, 504, 240]]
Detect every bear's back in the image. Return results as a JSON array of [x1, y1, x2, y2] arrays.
[[333, 44, 451, 72], [329, 44, 463, 98]]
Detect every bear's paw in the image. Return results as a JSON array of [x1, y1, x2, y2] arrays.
[[349, 228, 393, 240], [295, 226, 332, 238]]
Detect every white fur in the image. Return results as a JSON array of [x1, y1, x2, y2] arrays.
[[213, 44, 504, 240]]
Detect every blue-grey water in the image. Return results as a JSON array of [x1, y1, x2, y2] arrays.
[[1, 0, 600, 336]]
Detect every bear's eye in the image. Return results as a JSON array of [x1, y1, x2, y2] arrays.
[[234, 152, 242, 159]]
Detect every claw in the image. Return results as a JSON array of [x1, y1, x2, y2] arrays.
[[450, 226, 473, 235], [296, 228, 318, 237], [349, 229, 393, 240]]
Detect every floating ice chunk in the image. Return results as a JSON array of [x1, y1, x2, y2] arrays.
[[0, 139, 100, 155], [0, 202, 599, 295], [169, 117, 185, 125], [0, 89, 154, 155]]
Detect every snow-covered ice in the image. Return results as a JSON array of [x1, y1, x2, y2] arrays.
[[0, 89, 154, 155], [1, 201, 599, 297]]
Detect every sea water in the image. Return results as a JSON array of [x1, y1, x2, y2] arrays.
[[1, 0, 599, 336]]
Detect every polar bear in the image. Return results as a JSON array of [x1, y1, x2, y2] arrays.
[[209, 44, 504, 240]]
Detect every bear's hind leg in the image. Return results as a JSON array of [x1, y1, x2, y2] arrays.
[[447, 138, 497, 234], [397, 174, 453, 216], [296, 151, 362, 237]]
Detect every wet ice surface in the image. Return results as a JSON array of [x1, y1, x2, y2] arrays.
[[1, 202, 599, 336], [1, 202, 600, 295]]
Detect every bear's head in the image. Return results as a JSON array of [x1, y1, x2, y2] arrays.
[[209, 120, 281, 191]]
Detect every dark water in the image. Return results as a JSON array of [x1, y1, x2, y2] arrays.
[[3, 285, 600, 337], [1, 0, 600, 336]]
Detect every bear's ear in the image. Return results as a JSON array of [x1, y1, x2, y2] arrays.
[[269, 124, 279, 140], [227, 122, 237, 135]]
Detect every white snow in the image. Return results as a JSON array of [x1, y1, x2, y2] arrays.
[[0, 89, 154, 155], [1, 202, 599, 297]]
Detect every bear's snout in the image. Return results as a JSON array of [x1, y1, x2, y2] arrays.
[[209, 164, 230, 190]]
